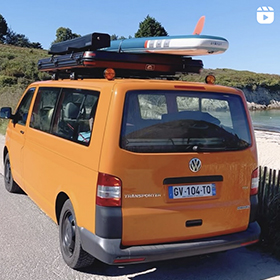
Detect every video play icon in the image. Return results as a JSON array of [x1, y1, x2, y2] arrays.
[[257, 6, 274, 24]]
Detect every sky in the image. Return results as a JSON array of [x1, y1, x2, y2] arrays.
[[1, 0, 279, 75]]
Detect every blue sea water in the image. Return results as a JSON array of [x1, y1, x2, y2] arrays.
[[250, 110, 280, 132]]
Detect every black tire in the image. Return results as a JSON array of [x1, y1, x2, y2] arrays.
[[4, 153, 21, 193], [59, 199, 95, 269]]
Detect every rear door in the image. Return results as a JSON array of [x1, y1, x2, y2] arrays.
[[102, 87, 257, 246]]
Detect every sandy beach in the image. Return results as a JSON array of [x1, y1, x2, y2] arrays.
[[0, 131, 279, 176], [254, 130, 280, 171]]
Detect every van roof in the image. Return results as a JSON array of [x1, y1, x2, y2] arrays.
[[30, 78, 242, 95]]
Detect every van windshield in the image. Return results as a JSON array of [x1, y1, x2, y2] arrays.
[[120, 90, 252, 153]]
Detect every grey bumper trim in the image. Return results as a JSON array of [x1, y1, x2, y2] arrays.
[[80, 221, 260, 265]]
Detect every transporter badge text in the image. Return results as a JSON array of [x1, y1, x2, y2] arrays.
[[125, 193, 162, 199]]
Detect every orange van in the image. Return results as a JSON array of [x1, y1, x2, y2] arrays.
[[1, 76, 260, 269], [0, 33, 260, 269]]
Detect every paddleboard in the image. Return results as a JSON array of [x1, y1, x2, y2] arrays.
[[103, 35, 228, 56]]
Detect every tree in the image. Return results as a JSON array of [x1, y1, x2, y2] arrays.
[[135, 15, 168, 38], [5, 28, 17, 45], [5, 28, 42, 49], [12, 34, 31, 48], [0, 14, 42, 48], [0, 14, 8, 42], [111, 34, 130, 41], [29, 42, 42, 49], [111, 34, 118, 41], [52, 27, 80, 44]]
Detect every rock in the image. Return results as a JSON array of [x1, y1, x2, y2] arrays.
[[267, 99, 280, 109], [247, 102, 267, 110], [242, 87, 280, 110]]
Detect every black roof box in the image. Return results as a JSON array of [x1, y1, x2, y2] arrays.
[[49, 33, 110, 55]]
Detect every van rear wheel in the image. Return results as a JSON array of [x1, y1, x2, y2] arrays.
[[4, 153, 21, 193], [59, 199, 95, 269]]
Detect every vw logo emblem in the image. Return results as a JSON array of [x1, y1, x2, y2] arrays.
[[189, 158, 202, 172]]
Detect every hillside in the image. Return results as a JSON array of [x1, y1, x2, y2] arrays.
[[181, 69, 280, 109], [180, 68, 280, 90], [0, 44, 50, 107], [0, 43, 280, 133], [0, 44, 50, 133]]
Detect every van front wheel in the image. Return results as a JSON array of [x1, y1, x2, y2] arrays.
[[59, 199, 95, 269], [4, 153, 21, 193]]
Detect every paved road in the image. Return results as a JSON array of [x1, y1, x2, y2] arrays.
[[1, 178, 280, 280], [1, 135, 280, 279]]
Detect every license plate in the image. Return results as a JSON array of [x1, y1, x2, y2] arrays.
[[168, 183, 216, 199]]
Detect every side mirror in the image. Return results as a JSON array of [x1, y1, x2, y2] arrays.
[[0, 107, 13, 119]]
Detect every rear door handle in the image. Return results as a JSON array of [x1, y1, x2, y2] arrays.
[[20, 130, 24, 134]]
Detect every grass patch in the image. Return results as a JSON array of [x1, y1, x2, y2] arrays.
[[0, 119, 8, 135]]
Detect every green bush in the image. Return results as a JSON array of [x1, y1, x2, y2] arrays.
[[0, 75, 17, 86], [0, 85, 26, 109]]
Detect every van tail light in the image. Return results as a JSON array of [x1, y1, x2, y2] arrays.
[[250, 168, 259, 195], [96, 173, 122, 207]]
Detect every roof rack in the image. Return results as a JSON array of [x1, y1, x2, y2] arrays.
[[38, 33, 204, 80]]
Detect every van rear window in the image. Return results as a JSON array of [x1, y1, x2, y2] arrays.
[[120, 90, 252, 153]]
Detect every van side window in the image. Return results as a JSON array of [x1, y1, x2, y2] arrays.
[[54, 88, 99, 145], [14, 88, 35, 126], [30, 87, 61, 132]]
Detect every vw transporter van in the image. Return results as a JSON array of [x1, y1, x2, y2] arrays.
[[0, 33, 260, 269]]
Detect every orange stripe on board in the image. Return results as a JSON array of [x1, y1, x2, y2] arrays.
[[144, 40, 148, 49]]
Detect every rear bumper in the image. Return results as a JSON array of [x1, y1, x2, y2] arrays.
[[80, 221, 261, 265]]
